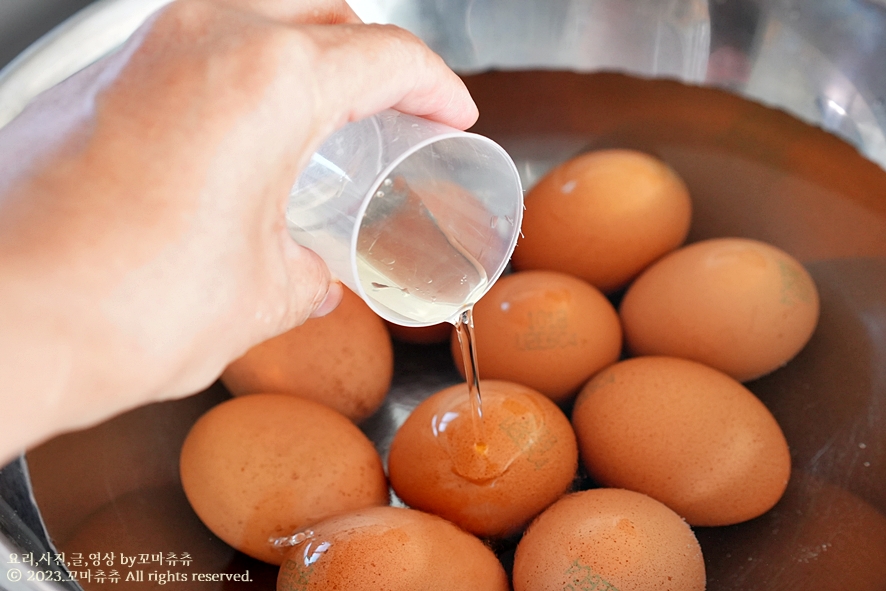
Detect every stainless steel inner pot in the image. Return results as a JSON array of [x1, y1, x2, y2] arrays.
[[1, 1, 885, 590]]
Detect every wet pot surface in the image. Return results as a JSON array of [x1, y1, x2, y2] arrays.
[[27, 70, 886, 590]]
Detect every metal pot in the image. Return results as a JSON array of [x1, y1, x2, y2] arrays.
[[1, 1, 885, 590]]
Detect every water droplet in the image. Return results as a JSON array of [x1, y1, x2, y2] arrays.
[[375, 191, 385, 199], [505, 215, 514, 225], [302, 541, 331, 566], [490, 216, 499, 228], [859, 442, 867, 449], [270, 529, 315, 549], [383, 178, 393, 187], [432, 411, 460, 436], [561, 180, 578, 193]]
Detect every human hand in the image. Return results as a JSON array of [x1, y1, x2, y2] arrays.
[[0, 0, 477, 460]]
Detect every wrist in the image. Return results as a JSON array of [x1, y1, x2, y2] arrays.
[[0, 263, 78, 463]]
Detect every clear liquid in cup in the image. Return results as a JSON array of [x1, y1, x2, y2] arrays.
[[356, 175, 490, 324]]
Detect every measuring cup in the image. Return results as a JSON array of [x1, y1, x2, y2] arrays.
[[287, 109, 523, 327]]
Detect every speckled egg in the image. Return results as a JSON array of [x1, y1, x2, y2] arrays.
[[221, 288, 393, 422], [452, 270, 622, 404], [512, 149, 692, 292], [180, 393, 389, 565], [572, 356, 791, 526], [276, 506, 509, 591], [388, 380, 578, 538], [620, 237, 820, 381], [513, 488, 706, 591]]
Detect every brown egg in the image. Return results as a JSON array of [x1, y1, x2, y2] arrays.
[[572, 356, 791, 526], [451, 270, 622, 404], [620, 237, 820, 381], [179, 394, 389, 565], [385, 320, 453, 344], [221, 288, 393, 422], [513, 488, 706, 591], [512, 149, 692, 292], [388, 380, 578, 539], [276, 506, 509, 591]]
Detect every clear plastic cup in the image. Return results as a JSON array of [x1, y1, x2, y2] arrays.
[[287, 109, 523, 327]]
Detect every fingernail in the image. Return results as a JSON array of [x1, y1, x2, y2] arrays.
[[310, 281, 343, 319]]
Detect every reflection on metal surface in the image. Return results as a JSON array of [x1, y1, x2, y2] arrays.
[[460, 0, 711, 79], [740, 6, 886, 169], [0, 459, 77, 590], [0, 0, 95, 68], [0, 0, 172, 128]]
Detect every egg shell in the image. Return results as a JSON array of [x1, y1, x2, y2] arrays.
[[388, 380, 578, 538], [513, 488, 706, 591], [620, 237, 820, 381], [451, 270, 622, 404], [179, 393, 389, 565], [221, 288, 393, 422], [512, 149, 692, 293], [276, 506, 509, 591], [572, 356, 791, 526]]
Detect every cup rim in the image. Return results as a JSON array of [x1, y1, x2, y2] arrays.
[[348, 129, 524, 327]]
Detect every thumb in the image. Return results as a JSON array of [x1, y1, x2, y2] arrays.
[[310, 278, 343, 319], [280, 231, 343, 327]]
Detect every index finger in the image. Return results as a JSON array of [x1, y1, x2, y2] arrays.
[[214, 0, 362, 24], [302, 23, 479, 131]]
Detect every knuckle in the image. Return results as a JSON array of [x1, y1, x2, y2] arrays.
[[156, 0, 217, 35], [371, 23, 424, 55], [285, 26, 323, 64]]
